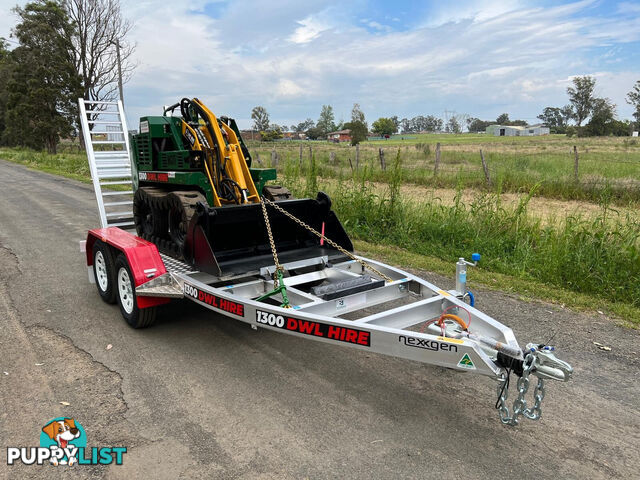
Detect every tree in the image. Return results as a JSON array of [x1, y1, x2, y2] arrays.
[[347, 103, 367, 145], [467, 118, 492, 133], [537, 107, 570, 133], [63, 0, 135, 103], [351, 103, 366, 125], [251, 106, 269, 131], [424, 115, 443, 132], [567, 75, 596, 127], [626, 80, 640, 127], [584, 97, 616, 136], [400, 117, 410, 133], [0, 40, 12, 143], [260, 126, 282, 141], [389, 115, 399, 131], [305, 126, 323, 140], [561, 105, 574, 126], [292, 118, 314, 133], [371, 117, 397, 136], [496, 113, 510, 124], [316, 105, 335, 136], [446, 116, 461, 134], [537, 107, 563, 128], [3, 1, 82, 153]]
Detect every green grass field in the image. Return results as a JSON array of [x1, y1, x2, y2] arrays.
[[249, 134, 640, 204]]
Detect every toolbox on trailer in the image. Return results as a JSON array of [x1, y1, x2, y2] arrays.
[[79, 98, 573, 426]]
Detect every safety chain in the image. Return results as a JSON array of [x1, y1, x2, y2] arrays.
[[495, 353, 546, 425], [260, 200, 284, 290], [262, 197, 393, 283]]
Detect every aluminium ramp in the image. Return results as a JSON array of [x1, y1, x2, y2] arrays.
[[78, 98, 135, 230]]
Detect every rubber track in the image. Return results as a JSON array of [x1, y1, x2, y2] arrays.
[[133, 187, 207, 259]]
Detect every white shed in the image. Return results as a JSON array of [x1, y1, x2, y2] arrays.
[[486, 124, 550, 136]]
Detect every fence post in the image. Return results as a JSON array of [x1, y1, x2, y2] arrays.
[[308, 145, 312, 164], [330, 151, 336, 164], [348, 157, 354, 172], [299, 143, 303, 165], [379, 148, 386, 170], [255, 153, 263, 165], [434, 142, 441, 176], [355, 144, 360, 170], [271, 148, 277, 167], [573, 145, 579, 182], [480, 149, 491, 187]]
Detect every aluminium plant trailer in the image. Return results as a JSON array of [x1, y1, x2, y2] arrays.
[[79, 99, 573, 426]]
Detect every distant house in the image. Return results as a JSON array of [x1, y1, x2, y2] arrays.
[[240, 130, 260, 141], [282, 131, 307, 140], [327, 129, 351, 142], [486, 124, 550, 136]]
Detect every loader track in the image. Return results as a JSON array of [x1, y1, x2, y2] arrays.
[[133, 187, 207, 259]]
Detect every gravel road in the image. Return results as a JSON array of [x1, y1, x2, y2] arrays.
[[0, 160, 638, 479]]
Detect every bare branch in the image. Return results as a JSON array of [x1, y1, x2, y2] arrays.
[[64, 0, 136, 102]]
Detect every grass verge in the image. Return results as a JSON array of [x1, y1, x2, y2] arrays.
[[354, 240, 640, 328]]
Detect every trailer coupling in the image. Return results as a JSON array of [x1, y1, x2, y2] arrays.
[[494, 343, 573, 426]]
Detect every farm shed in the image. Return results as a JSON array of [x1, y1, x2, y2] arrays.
[[486, 124, 550, 136], [327, 129, 352, 142]]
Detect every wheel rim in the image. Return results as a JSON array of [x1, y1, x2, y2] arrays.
[[117, 267, 134, 314], [95, 251, 108, 291]]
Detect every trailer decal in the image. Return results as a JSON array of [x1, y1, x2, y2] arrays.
[[184, 283, 245, 317], [398, 335, 458, 353], [138, 172, 169, 182], [255, 310, 370, 347]]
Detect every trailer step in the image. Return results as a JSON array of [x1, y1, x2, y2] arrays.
[[107, 221, 136, 228], [106, 211, 134, 218], [100, 180, 132, 186], [103, 190, 133, 196]]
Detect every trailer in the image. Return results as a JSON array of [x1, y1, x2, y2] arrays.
[[79, 99, 573, 426]]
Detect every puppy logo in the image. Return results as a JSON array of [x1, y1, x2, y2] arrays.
[[40, 418, 85, 466]]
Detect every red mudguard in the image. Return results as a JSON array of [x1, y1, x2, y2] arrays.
[[86, 228, 171, 309]]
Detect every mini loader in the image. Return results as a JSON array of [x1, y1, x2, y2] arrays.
[[79, 98, 573, 426]]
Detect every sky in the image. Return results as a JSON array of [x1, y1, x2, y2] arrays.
[[1, 0, 639, 129]]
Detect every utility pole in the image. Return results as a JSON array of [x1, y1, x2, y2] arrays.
[[115, 39, 124, 106]]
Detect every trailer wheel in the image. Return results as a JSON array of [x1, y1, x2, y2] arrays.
[[114, 254, 156, 328], [93, 241, 116, 304]]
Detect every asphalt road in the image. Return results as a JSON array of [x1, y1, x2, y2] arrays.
[[0, 159, 638, 479]]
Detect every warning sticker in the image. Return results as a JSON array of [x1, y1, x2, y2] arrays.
[[457, 353, 476, 369]]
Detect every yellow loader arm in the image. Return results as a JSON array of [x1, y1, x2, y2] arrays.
[[180, 98, 260, 207]]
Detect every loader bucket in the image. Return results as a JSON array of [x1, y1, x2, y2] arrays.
[[184, 192, 353, 277]]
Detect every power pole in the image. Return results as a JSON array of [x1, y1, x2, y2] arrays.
[[115, 39, 124, 106]]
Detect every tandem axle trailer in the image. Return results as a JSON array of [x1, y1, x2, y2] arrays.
[[80, 99, 573, 426]]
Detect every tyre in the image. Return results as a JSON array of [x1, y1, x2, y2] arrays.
[[92, 240, 116, 304], [114, 254, 156, 328]]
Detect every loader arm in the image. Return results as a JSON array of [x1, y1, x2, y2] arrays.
[[186, 98, 260, 206]]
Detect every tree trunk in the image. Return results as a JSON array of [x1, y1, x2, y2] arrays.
[[379, 148, 386, 170]]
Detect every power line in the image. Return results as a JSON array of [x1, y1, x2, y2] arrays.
[[0, 36, 19, 45]]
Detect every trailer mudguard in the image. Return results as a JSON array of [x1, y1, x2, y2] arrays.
[[86, 228, 170, 308]]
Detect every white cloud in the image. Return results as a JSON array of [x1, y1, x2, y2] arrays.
[[0, 0, 639, 126], [288, 15, 331, 43]]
